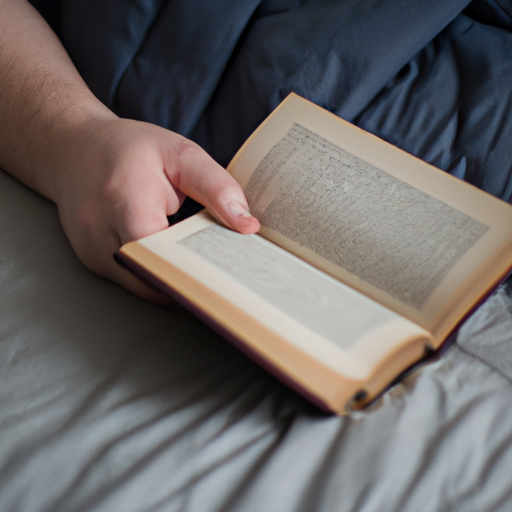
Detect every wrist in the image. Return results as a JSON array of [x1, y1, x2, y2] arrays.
[[40, 106, 118, 204]]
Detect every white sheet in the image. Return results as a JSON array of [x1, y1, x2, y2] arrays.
[[2, 168, 512, 511]]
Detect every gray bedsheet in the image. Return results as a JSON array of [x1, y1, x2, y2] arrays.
[[2, 168, 512, 511]]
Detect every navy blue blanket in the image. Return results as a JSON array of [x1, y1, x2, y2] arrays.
[[30, 0, 512, 202]]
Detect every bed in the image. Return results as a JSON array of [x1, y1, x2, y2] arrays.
[[2, 0, 512, 510]]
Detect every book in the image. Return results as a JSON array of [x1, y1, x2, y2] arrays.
[[116, 93, 512, 414]]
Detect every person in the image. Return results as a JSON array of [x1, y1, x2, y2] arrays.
[[2, 0, 512, 306], [0, 0, 260, 304]]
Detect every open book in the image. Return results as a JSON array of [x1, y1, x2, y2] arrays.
[[117, 93, 512, 414]]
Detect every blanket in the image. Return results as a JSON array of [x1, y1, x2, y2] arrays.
[[30, 0, 512, 200]]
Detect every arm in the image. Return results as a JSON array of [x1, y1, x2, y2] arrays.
[[0, 0, 259, 303]]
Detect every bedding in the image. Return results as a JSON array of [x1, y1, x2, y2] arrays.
[[3, 0, 512, 510], [38, 0, 512, 200], [3, 167, 512, 511]]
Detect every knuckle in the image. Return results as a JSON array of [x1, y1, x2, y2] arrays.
[[174, 138, 203, 174], [175, 137, 200, 159]]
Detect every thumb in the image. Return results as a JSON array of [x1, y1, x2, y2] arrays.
[[166, 139, 260, 234]]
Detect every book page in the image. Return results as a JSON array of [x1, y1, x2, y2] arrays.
[[133, 213, 431, 381], [244, 124, 488, 312], [228, 94, 512, 343], [178, 223, 395, 350]]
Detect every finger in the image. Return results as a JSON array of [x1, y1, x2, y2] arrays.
[[103, 155, 183, 244], [165, 139, 260, 234], [115, 204, 170, 245], [108, 176, 174, 245]]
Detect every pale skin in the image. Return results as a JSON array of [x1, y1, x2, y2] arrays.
[[0, 0, 260, 305]]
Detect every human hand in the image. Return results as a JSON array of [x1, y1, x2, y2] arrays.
[[0, 1, 259, 304], [53, 118, 260, 304]]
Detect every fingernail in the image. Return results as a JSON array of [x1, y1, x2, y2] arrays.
[[228, 200, 254, 219]]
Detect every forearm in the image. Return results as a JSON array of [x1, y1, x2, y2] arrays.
[[0, 0, 115, 202], [0, 0, 259, 301]]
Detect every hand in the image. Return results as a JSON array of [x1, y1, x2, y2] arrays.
[[54, 117, 260, 304], [0, 1, 259, 304]]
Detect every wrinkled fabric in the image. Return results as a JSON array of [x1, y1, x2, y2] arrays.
[[29, 0, 512, 199], [356, 12, 512, 201], [2, 168, 512, 511], [54, 0, 470, 142], [30, 0, 512, 200]]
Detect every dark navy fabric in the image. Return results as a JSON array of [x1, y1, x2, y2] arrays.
[[465, 0, 512, 30], [29, 0, 60, 32], [193, 0, 471, 162], [57, 0, 262, 137], [31, 0, 512, 201], [54, 0, 470, 137], [356, 13, 512, 202]]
